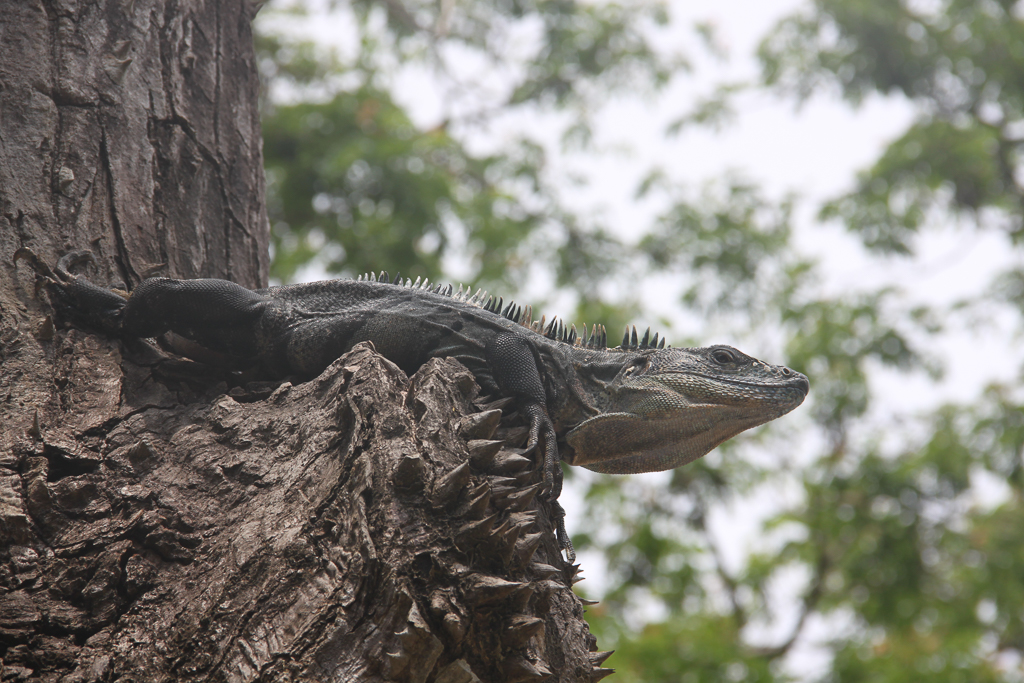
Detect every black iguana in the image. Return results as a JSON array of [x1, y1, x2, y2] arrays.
[[15, 249, 809, 559]]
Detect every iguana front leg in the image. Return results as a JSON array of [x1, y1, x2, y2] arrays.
[[488, 334, 575, 561], [522, 402, 573, 560]]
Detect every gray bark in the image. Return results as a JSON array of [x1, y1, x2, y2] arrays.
[[0, 1, 605, 681], [0, 0, 269, 287]]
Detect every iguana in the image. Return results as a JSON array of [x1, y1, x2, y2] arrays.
[[15, 249, 809, 559]]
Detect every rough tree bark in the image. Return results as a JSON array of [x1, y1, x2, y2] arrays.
[[0, 1, 606, 681]]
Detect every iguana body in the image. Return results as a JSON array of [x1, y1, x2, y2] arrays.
[[15, 250, 809, 557]]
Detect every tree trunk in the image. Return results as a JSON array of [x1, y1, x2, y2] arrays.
[[0, 1, 604, 681]]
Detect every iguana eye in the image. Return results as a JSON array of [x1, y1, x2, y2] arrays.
[[623, 357, 650, 376], [711, 349, 735, 364]]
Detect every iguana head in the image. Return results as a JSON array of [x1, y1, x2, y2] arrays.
[[564, 345, 809, 474]]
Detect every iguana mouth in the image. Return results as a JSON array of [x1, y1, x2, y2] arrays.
[[610, 372, 808, 410], [681, 373, 810, 395]]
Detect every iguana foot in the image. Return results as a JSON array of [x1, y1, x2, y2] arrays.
[[522, 401, 576, 562], [521, 403, 559, 494], [14, 248, 128, 336]]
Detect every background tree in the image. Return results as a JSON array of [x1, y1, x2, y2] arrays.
[[257, 0, 1024, 681]]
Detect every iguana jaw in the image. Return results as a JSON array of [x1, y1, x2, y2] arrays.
[[564, 369, 808, 474]]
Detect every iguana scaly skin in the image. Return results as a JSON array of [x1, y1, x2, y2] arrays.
[[15, 249, 809, 559]]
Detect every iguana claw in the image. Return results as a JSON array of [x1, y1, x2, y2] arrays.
[[13, 247, 57, 281], [56, 250, 98, 276]]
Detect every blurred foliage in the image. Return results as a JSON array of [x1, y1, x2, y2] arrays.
[[640, 179, 796, 314], [760, 0, 1024, 251], [262, 87, 542, 282], [256, 0, 1024, 680], [256, 0, 680, 287], [584, 1, 1024, 682]]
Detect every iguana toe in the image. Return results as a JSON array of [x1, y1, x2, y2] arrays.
[[55, 250, 97, 280], [13, 247, 57, 282]]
